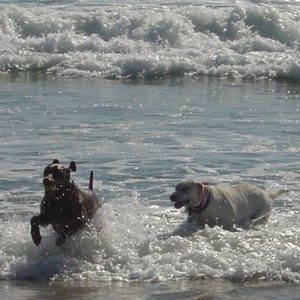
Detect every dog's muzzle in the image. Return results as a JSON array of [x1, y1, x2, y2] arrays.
[[43, 175, 56, 191], [170, 193, 189, 209]]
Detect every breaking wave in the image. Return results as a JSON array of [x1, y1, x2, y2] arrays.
[[0, 1, 299, 81]]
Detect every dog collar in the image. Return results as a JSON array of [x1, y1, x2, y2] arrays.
[[187, 183, 211, 215]]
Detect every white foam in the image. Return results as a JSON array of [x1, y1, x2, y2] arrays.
[[0, 2, 299, 80], [1, 193, 299, 283]]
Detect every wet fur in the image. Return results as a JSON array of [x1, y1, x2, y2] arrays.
[[30, 160, 99, 246], [170, 181, 288, 231]]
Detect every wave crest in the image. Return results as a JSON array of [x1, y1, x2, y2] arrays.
[[0, 3, 299, 80]]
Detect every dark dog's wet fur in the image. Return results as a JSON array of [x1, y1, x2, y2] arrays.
[[30, 159, 100, 246]]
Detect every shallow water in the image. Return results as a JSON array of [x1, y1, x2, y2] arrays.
[[1, 0, 300, 297], [0, 76, 300, 299], [1, 279, 300, 300]]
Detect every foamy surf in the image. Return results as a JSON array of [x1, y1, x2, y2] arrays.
[[1, 193, 299, 283], [0, 2, 299, 81]]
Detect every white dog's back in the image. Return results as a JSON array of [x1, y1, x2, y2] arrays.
[[175, 182, 288, 230]]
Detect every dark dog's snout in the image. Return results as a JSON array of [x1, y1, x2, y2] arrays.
[[43, 177, 51, 185], [43, 173, 53, 182], [43, 174, 55, 188]]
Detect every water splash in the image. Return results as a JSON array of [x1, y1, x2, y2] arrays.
[[1, 194, 299, 283]]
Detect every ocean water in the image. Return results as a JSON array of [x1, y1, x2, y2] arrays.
[[1, 0, 300, 81], [0, 0, 300, 299]]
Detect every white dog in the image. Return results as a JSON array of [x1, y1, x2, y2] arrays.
[[170, 181, 288, 231]]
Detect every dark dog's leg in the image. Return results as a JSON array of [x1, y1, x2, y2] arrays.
[[30, 216, 42, 246], [30, 215, 49, 246]]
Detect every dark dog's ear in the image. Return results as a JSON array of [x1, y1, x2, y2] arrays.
[[69, 161, 76, 172], [53, 159, 59, 164]]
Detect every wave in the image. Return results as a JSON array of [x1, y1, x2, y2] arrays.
[[0, 2, 299, 81], [1, 198, 300, 283]]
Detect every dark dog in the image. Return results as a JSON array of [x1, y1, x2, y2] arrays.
[[30, 159, 100, 246]]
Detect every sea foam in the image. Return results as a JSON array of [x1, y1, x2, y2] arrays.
[[1, 196, 300, 283], [0, 2, 299, 80]]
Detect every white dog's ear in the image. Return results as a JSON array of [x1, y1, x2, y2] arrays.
[[196, 183, 203, 191]]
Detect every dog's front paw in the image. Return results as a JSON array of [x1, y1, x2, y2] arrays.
[[56, 235, 66, 247], [30, 216, 42, 246], [32, 233, 42, 246]]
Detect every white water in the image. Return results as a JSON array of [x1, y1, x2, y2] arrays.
[[2, 202, 299, 283], [0, 0, 299, 80]]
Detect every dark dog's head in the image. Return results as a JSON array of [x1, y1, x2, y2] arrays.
[[170, 181, 203, 209], [43, 159, 76, 192]]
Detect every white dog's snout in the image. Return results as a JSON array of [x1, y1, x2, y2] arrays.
[[170, 193, 177, 202]]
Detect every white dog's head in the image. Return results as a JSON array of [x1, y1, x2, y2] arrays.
[[170, 181, 203, 209]]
